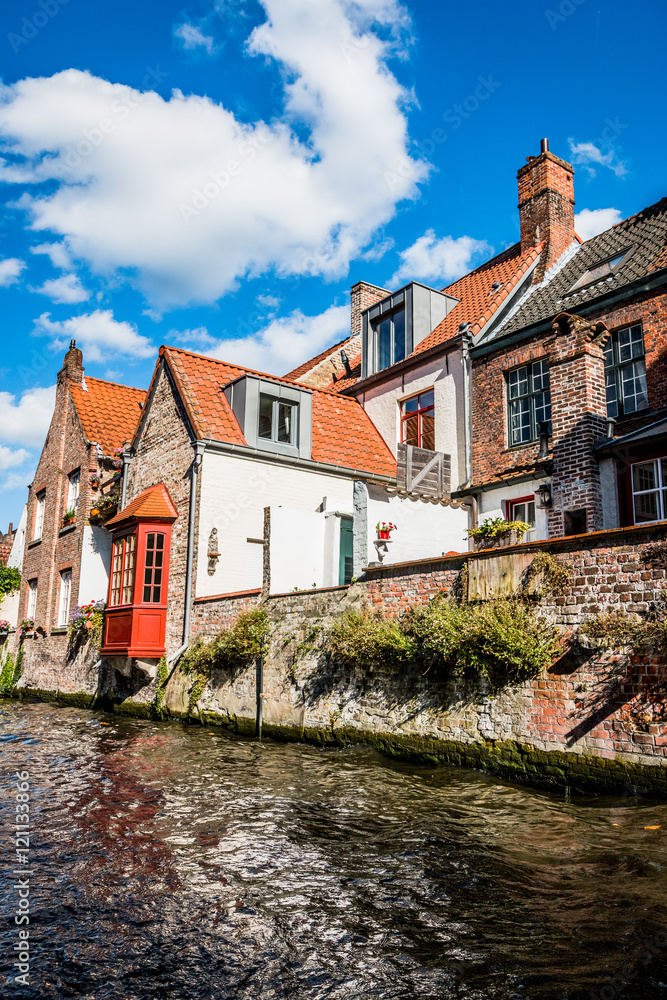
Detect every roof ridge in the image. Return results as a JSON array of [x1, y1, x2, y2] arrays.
[[161, 344, 363, 400], [82, 376, 145, 394]]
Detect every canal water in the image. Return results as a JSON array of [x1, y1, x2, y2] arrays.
[[1, 701, 667, 1000]]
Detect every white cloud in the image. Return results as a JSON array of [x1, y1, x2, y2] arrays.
[[389, 229, 491, 287], [0, 0, 424, 308], [35, 273, 91, 304], [0, 385, 55, 448], [205, 303, 349, 374], [574, 207, 623, 241], [169, 326, 219, 350], [0, 445, 29, 470], [30, 241, 72, 269], [568, 140, 628, 179], [0, 258, 26, 287], [174, 22, 217, 54], [33, 310, 154, 361]]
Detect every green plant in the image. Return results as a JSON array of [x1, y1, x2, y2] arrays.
[[524, 551, 571, 595], [404, 596, 560, 689], [63, 507, 76, 522], [18, 619, 34, 635], [325, 608, 418, 670], [0, 645, 23, 694], [182, 608, 269, 715], [0, 566, 21, 596], [579, 609, 667, 650], [154, 655, 169, 715], [467, 517, 531, 540]]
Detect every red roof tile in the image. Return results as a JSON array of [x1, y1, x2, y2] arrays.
[[148, 347, 396, 478], [70, 378, 145, 456], [106, 482, 179, 528]]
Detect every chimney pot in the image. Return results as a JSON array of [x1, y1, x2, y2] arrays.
[[540, 138, 549, 153]]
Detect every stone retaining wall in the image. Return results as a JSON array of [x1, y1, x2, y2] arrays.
[[8, 523, 667, 798]]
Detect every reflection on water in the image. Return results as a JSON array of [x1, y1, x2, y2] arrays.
[[1, 700, 667, 999]]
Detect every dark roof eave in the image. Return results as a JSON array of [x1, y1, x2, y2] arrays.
[[451, 462, 552, 496], [471, 265, 667, 359], [338, 334, 463, 396]]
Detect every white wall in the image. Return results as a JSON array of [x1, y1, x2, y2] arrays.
[[358, 350, 465, 491], [364, 484, 468, 566], [478, 478, 549, 541], [78, 525, 112, 604], [197, 451, 354, 596], [0, 505, 26, 627]]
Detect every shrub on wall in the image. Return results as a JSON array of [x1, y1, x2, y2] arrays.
[[325, 609, 418, 670], [182, 608, 270, 714], [579, 608, 667, 650]]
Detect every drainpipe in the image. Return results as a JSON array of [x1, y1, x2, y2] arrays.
[[120, 448, 132, 509], [183, 442, 205, 645], [460, 324, 473, 486]]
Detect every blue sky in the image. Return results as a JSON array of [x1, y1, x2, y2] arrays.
[[0, 0, 665, 529]]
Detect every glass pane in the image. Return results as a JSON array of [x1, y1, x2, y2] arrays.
[[258, 395, 273, 439], [510, 398, 531, 445], [531, 360, 549, 392], [145, 550, 154, 568], [534, 392, 551, 432], [376, 317, 391, 371], [633, 461, 657, 493], [155, 550, 163, 568], [420, 411, 435, 451], [403, 413, 419, 446], [621, 359, 648, 413], [662, 459, 667, 487], [143, 585, 152, 603], [635, 491, 659, 523], [147, 533, 155, 549], [403, 396, 419, 413], [144, 567, 152, 586], [392, 309, 405, 364], [630, 325, 644, 358], [617, 327, 633, 363], [508, 366, 528, 400], [419, 390, 435, 409], [156, 535, 164, 550], [153, 569, 162, 587], [602, 337, 614, 368], [277, 402, 293, 444], [605, 368, 619, 418], [153, 586, 161, 602]]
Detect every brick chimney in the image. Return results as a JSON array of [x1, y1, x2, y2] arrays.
[[518, 139, 576, 281], [58, 339, 84, 386], [350, 281, 389, 339]]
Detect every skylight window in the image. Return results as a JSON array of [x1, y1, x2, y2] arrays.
[[569, 250, 630, 292]]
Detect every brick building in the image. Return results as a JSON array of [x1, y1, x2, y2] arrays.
[[466, 141, 667, 539], [16, 342, 144, 659]]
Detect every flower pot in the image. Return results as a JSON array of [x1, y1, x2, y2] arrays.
[[377, 530, 390, 540]]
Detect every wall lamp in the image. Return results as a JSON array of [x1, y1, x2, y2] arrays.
[[535, 483, 552, 509]]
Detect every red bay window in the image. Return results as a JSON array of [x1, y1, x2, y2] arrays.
[[101, 484, 178, 658]]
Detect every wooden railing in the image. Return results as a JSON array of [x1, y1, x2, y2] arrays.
[[396, 443, 451, 499]]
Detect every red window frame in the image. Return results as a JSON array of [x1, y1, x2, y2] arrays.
[[401, 390, 435, 450], [101, 521, 174, 658]]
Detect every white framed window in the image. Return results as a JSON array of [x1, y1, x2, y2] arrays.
[[66, 470, 80, 512], [632, 458, 667, 524], [507, 497, 537, 542], [27, 579, 37, 619], [33, 491, 45, 540], [258, 394, 298, 446], [58, 569, 72, 628]]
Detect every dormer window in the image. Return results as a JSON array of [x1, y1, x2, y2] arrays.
[[569, 249, 631, 292], [362, 282, 459, 378], [224, 375, 312, 459]]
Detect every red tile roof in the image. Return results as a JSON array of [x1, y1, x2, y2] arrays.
[[106, 482, 178, 528], [324, 243, 541, 392], [70, 377, 145, 456], [146, 347, 396, 478]]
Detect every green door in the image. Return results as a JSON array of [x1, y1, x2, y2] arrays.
[[338, 518, 354, 585]]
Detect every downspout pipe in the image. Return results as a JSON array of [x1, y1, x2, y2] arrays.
[[120, 448, 132, 509], [460, 324, 473, 487], [183, 442, 205, 645]]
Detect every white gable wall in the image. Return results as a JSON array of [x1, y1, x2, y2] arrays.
[[197, 451, 354, 597], [354, 349, 465, 491]]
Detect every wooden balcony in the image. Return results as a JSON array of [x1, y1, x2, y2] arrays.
[[396, 443, 451, 499]]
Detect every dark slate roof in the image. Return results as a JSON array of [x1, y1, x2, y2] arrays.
[[488, 196, 667, 341]]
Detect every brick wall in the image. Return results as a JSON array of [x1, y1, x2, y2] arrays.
[[191, 589, 262, 637], [124, 362, 199, 654]]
